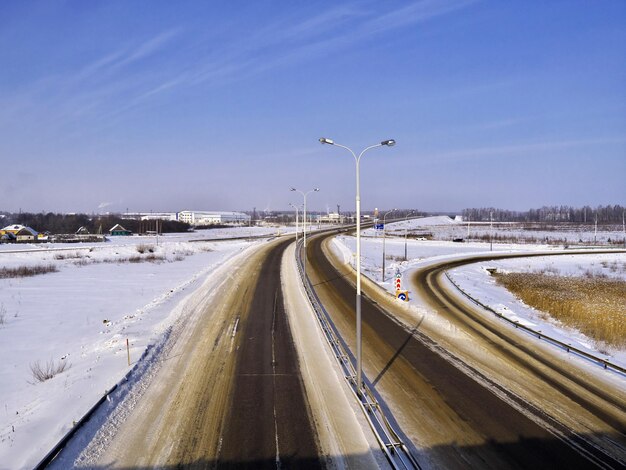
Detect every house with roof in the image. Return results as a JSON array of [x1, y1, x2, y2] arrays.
[[0, 232, 16, 243], [0, 224, 39, 242], [109, 224, 132, 236]]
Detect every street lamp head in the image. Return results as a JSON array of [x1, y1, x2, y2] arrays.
[[381, 139, 396, 147], [314, 188, 320, 192], [290, 187, 296, 192], [319, 137, 334, 145]]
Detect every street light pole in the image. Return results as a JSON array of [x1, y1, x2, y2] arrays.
[[289, 203, 300, 244], [291, 187, 319, 275], [490, 211, 493, 251], [382, 209, 396, 282], [319, 137, 395, 394], [404, 211, 415, 261]]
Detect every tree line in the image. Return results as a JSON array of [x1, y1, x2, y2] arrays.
[[462, 205, 625, 223], [1, 212, 191, 234]]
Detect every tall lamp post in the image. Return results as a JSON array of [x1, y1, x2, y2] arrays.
[[319, 137, 396, 394], [289, 203, 300, 243], [382, 208, 397, 282], [291, 187, 319, 274], [404, 211, 415, 261]]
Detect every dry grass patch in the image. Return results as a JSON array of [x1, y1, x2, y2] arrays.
[[136, 243, 155, 254], [0, 264, 59, 278], [493, 272, 626, 349], [30, 359, 71, 382]]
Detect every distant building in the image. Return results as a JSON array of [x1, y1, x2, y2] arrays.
[[317, 213, 343, 224], [109, 224, 132, 236], [0, 224, 39, 242], [176, 211, 250, 226], [123, 212, 178, 221]]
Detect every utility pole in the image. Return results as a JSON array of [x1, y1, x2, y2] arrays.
[[594, 213, 598, 244], [490, 211, 493, 251]]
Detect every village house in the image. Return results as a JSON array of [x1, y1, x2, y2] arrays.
[[0, 224, 40, 243], [109, 224, 132, 236]]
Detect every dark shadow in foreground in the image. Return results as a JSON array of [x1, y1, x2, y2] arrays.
[[45, 430, 626, 470]]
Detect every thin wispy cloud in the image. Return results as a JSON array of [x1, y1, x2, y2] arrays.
[[364, 0, 476, 34], [71, 1, 474, 118], [7, 0, 475, 129], [0, 28, 180, 131]]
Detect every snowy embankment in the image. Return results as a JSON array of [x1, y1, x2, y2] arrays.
[[0, 228, 276, 469], [331, 216, 626, 374], [376, 214, 625, 245]]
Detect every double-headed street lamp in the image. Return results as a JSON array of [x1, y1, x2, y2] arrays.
[[319, 137, 395, 394], [381, 208, 397, 282], [291, 187, 319, 274]]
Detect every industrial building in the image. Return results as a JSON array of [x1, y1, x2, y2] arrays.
[[176, 211, 251, 226]]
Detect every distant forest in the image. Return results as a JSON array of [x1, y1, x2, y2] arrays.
[[0, 212, 191, 234], [462, 205, 625, 224]]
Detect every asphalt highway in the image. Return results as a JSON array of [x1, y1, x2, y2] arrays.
[[218, 237, 321, 469], [88, 237, 323, 469], [306, 231, 626, 469]]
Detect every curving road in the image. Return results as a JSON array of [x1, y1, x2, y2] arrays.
[[306, 231, 626, 469]]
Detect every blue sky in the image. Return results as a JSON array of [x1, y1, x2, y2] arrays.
[[1, 0, 625, 214]]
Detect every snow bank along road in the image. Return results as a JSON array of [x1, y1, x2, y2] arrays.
[[307, 231, 626, 469], [57, 238, 377, 469]]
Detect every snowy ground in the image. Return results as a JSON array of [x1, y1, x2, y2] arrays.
[[332, 216, 626, 371], [372, 215, 626, 246], [0, 226, 289, 469]]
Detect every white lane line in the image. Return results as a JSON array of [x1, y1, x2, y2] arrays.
[[229, 316, 240, 353], [272, 290, 281, 469]]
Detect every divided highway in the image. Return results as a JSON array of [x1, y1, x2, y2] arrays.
[[306, 231, 626, 469]]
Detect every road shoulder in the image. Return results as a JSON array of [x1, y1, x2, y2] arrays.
[[281, 242, 386, 469]]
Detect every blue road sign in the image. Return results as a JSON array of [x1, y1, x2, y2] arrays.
[[375, 223, 384, 230]]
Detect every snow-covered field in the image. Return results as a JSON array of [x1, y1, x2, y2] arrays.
[[0, 227, 285, 469], [374, 215, 626, 246], [332, 216, 626, 371]]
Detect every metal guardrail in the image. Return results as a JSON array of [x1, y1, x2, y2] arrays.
[[295, 239, 421, 470], [444, 272, 626, 376]]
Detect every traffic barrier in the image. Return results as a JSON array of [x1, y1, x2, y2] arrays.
[[295, 238, 421, 470]]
